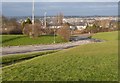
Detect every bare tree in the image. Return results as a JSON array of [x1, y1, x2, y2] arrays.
[[2, 16, 22, 34], [56, 13, 64, 25], [21, 18, 43, 38], [34, 23, 43, 37], [95, 20, 111, 32], [23, 23, 43, 38], [57, 23, 71, 41]]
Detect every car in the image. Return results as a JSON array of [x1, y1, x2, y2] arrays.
[[69, 35, 92, 41]]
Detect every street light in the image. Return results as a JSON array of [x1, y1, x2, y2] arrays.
[[44, 12, 47, 28], [53, 16, 57, 44], [32, 0, 35, 25], [54, 27, 56, 44], [32, 0, 35, 36]]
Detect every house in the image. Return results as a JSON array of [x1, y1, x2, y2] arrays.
[[76, 25, 86, 30], [76, 22, 87, 30]]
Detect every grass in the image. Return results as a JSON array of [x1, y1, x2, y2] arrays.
[[2, 31, 118, 81], [1, 35, 65, 47], [92, 31, 118, 41], [1, 50, 58, 67]]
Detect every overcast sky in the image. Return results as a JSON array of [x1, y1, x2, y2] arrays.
[[2, 0, 120, 2]]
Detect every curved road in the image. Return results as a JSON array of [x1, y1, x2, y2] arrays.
[[2, 39, 95, 55]]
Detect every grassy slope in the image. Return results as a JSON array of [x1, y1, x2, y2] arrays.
[[2, 31, 118, 81], [1, 50, 58, 66], [1, 35, 65, 47], [92, 31, 118, 41]]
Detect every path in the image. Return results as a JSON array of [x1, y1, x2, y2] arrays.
[[2, 39, 95, 55]]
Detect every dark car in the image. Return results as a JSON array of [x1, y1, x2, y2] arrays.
[[70, 35, 92, 41]]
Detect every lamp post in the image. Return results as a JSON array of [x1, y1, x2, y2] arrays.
[[44, 12, 47, 28], [53, 16, 57, 44], [32, 0, 35, 36], [32, 0, 35, 25], [54, 27, 56, 44]]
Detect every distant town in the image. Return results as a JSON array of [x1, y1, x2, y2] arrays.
[[1, 15, 118, 35]]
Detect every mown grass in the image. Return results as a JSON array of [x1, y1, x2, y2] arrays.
[[1, 35, 65, 47], [1, 50, 58, 67], [2, 31, 118, 81], [92, 31, 118, 41]]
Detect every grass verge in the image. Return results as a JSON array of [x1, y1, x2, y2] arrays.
[[1, 35, 65, 47], [1, 50, 58, 67]]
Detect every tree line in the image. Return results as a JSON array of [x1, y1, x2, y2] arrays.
[[1, 15, 119, 41], [1, 13, 71, 41]]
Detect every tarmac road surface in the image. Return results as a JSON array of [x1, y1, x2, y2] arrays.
[[2, 39, 94, 55]]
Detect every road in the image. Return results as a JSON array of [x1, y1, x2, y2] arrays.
[[1, 34, 103, 55], [2, 39, 95, 55]]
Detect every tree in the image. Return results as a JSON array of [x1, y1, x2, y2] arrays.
[[2, 16, 22, 34], [95, 20, 111, 32], [21, 17, 42, 38], [57, 13, 64, 25], [21, 17, 32, 36], [92, 24, 98, 33], [2, 16, 9, 26], [118, 22, 120, 31], [57, 23, 71, 41], [21, 17, 32, 28], [85, 23, 99, 33]]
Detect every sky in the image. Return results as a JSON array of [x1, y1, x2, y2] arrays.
[[2, 0, 120, 2], [2, 2, 118, 16]]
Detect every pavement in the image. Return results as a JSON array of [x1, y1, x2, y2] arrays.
[[1, 39, 94, 55]]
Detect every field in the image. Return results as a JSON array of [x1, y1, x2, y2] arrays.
[[1, 35, 65, 47], [2, 31, 118, 81]]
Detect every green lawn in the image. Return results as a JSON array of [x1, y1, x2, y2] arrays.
[[92, 31, 118, 41], [2, 31, 118, 81], [1, 35, 65, 47], [1, 50, 58, 67]]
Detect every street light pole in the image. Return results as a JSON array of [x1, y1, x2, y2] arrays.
[[54, 27, 56, 44], [32, 0, 35, 25], [44, 12, 47, 28], [53, 16, 57, 44], [32, 0, 35, 36]]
